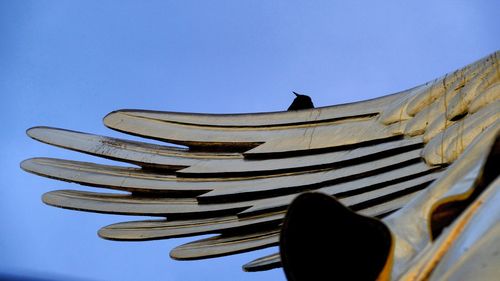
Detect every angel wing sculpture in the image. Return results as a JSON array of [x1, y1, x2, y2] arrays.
[[22, 51, 499, 280]]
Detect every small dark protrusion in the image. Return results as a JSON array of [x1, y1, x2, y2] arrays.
[[288, 92, 315, 111]]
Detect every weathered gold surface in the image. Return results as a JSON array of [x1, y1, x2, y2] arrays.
[[387, 122, 500, 279], [22, 51, 499, 279], [428, 177, 500, 281]]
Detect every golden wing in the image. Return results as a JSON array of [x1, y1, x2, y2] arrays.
[[22, 51, 499, 276]]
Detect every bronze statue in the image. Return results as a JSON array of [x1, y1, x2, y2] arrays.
[[22, 51, 499, 280]]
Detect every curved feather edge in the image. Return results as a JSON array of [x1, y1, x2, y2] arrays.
[[20, 51, 500, 275]]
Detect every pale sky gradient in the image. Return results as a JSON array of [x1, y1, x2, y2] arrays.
[[1, 1, 499, 280]]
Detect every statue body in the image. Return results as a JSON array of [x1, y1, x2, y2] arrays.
[[22, 51, 500, 280]]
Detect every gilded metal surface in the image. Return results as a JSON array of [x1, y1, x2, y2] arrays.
[[22, 51, 499, 279]]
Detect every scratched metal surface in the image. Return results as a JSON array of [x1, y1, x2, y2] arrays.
[[22, 51, 499, 279]]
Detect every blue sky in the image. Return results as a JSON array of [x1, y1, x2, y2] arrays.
[[1, 1, 499, 280]]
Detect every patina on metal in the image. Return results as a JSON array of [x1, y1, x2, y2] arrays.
[[22, 51, 499, 280]]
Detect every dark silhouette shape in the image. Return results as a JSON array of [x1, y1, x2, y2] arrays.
[[280, 192, 393, 281], [288, 92, 314, 111]]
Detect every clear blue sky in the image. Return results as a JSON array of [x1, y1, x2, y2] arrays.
[[1, 1, 499, 280]]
